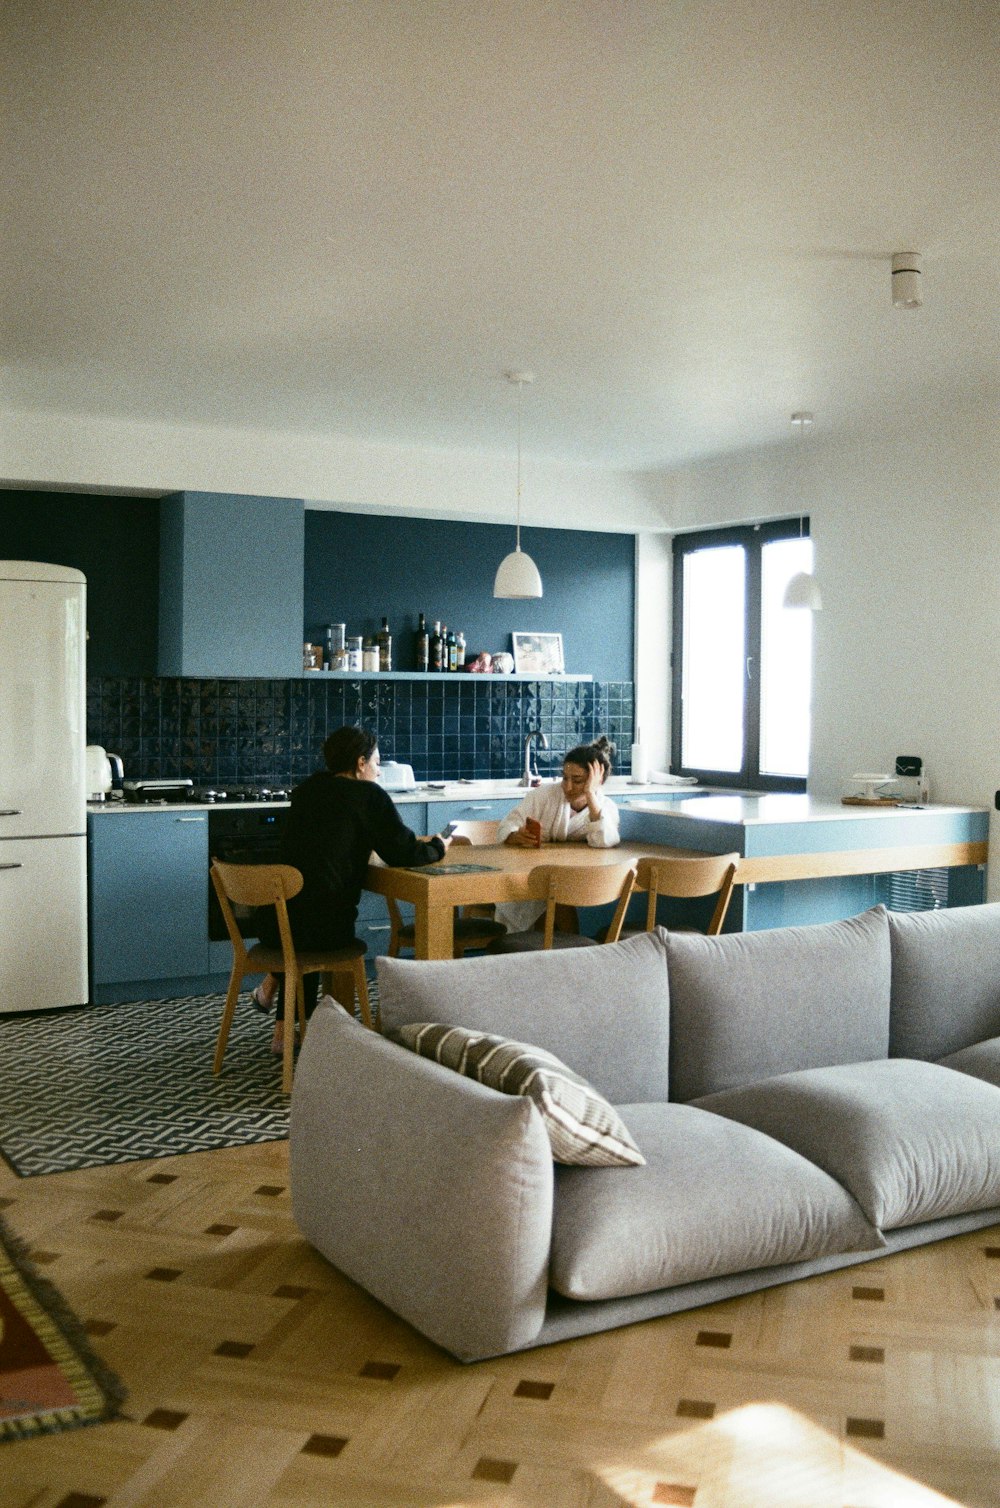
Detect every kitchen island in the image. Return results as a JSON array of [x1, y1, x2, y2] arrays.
[[618, 793, 989, 929]]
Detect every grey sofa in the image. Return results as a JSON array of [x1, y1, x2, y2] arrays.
[[289, 902, 1000, 1362]]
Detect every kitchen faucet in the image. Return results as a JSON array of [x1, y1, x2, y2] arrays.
[[521, 729, 549, 785]]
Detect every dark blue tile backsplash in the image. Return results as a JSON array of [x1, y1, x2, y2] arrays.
[[87, 677, 636, 786]]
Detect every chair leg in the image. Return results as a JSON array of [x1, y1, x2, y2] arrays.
[[213, 967, 243, 1075], [328, 968, 356, 1012], [281, 967, 299, 1095], [355, 959, 373, 1030]]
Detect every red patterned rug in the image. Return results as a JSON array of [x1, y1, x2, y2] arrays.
[[0, 1213, 125, 1441]]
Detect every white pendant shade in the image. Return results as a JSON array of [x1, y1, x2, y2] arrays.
[[494, 370, 544, 599], [783, 570, 823, 611], [494, 546, 543, 599]]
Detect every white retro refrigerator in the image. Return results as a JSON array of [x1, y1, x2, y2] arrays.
[[0, 561, 88, 1012]]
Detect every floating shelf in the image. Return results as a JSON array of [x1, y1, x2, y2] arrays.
[[301, 671, 594, 683]]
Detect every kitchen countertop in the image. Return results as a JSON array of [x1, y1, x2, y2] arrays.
[[87, 775, 706, 813], [621, 792, 989, 825]]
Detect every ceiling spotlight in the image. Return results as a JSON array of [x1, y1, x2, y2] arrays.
[[891, 252, 922, 309]]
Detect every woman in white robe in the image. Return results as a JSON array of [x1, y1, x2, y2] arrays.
[[494, 735, 620, 933]]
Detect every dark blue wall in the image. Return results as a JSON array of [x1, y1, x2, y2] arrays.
[[303, 512, 635, 682], [0, 491, 160, 676], [1, 492, 636, 684]]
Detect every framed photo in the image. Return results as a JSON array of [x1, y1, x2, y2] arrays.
[[511, 631, 565, 676]]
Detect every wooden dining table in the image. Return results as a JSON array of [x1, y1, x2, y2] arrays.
[[364, 839, 708, 959]]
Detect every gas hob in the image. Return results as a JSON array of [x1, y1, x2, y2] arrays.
[[121, 778, 290, 805]]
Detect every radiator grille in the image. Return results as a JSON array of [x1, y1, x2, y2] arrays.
[[875, 867, 949, 913]]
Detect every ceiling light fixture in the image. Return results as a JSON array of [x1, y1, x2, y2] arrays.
[[891, 251, 923, 309], [782, 411, 822, 611], [493, 371, 543, 599]]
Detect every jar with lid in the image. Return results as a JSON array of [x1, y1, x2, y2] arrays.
[[362, 638, 380, 672], [346, 635, 364, 672]]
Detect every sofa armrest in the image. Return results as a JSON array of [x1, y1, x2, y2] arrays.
[[289, 1003, 554, 1361]]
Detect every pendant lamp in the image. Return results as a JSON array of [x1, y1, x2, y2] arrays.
[[782, 411, 822, 611], [494, 371, 543, 598]]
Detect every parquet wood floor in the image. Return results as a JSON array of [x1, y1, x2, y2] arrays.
[[2, 1143, 999, 1508]]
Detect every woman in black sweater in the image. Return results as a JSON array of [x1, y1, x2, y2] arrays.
[[258, 725, 448, 1049]]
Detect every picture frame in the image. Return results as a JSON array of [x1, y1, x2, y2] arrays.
[[511, 631, 565, 676]]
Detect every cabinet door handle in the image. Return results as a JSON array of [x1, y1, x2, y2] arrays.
[[364, 923, 392, 932], [175, 816, 206, 823], [0, 861, 23, 871], [468, 804, 492, 810], [0, 809, 22, 817]]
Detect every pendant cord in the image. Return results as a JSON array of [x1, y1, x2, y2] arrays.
[[515, 380, 522, 552]]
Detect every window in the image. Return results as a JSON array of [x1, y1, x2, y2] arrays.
[[671, 520, 813, 791]]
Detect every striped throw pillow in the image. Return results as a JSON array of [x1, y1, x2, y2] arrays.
[[395, 1023, 645, 1168]]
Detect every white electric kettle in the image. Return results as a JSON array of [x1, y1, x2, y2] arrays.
[[86, 745, 124, 801]]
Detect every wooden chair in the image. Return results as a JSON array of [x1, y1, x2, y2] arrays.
[[487, 860, 638, 953], [620, 851, 741, 938], [385, 836, 507, 957], [210, 859, 372, 1095]]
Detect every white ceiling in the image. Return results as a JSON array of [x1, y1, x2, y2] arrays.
[[4, 0, 998, 474]]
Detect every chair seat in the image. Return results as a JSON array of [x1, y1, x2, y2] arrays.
[[487, 930, 599, 954], [395, 918, 507, 945], [246, 938, 368, 973]]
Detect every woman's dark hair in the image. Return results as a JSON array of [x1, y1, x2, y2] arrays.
[[564, 734, 615, 779], [323, 724, 378, 775]]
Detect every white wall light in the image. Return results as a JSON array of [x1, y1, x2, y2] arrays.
[[891, 251, 923, 309], [494, 371, 543, 599], [782, 411, 823, 611]]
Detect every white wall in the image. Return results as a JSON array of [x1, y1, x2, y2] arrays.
[[643, 406, 1000, 895], [0, 408, 664, 532]]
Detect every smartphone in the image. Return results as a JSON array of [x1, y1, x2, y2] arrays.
[[438, 821, 458, 839], [525, 817, 542, 847]]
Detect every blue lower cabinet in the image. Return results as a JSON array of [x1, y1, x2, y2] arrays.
[[427, 797, 521, 830], [88, 812, 210, 998]]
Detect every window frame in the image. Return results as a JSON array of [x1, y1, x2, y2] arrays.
[[670, 518, 811, 793]]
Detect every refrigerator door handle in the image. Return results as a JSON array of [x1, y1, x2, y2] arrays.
[[0, 861, 23, 870]]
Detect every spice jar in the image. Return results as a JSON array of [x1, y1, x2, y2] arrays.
[[362, 638, 379, 672], [346, 635, 363, 672]]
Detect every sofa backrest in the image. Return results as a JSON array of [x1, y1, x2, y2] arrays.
[[889, 903, 1000, 1060], [376, 931, 671, 1105], [665, 905, 892, 1102]]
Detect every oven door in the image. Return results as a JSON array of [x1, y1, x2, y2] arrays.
[[207, 807, 289, 941]]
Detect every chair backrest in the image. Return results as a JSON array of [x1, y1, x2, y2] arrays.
[[452, 819, 500, 844], [635, 851, 740, 935], [210, 860, 304, 964], [532, 861, 638, 948]]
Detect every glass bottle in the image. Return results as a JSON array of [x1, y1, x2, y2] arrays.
[[416, 612, 429, 673], [456, 629, 466, 670], [377, 616, 392, 672], [431, 621, 443, 672], [446, 627, 457, 671]]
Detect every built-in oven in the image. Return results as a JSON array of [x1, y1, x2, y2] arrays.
[[207, 805, 290, 940]]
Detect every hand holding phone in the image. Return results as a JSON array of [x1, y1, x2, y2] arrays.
[[438, 821, 458, 840], [525, 817, 542, 847]]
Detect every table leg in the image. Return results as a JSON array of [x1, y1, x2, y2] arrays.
[[414, 899, 454, 960]]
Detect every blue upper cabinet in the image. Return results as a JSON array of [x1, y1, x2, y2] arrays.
[[159, 492, 305, 678]]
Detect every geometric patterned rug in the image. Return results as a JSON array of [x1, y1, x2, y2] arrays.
[[0, 1211, 126, 1439], [0, 991, 303, 1178]]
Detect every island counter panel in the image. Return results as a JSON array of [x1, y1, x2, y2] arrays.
[[618, 795, 989, 930]]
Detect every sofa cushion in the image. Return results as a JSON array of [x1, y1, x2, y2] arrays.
[[695, 1058, 1000, 1230], [377, 930, 670, 1105], [665, 905, 891, 1102], [889, 904, 1000, 1060], [549, 1102, 882, 1302], [937, 1036, 1000, 1089], [395, 1023, 645, 1167]]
